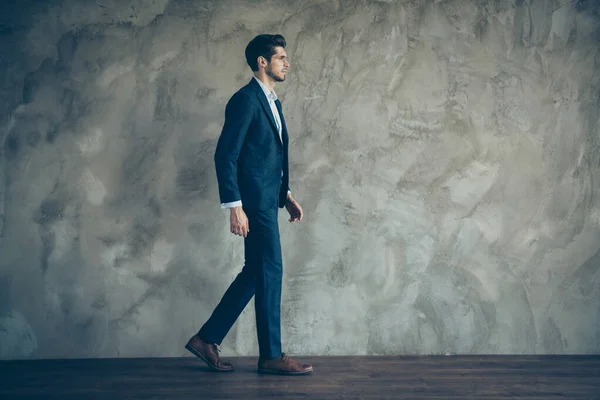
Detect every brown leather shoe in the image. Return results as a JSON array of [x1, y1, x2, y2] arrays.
[[257, 353, 313, 375], [185, 335, 233, 372]]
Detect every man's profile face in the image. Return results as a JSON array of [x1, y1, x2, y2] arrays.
[[265, 46, 289, 82]]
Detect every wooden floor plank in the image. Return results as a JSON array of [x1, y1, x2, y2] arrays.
[[0, 356, 598, 399]]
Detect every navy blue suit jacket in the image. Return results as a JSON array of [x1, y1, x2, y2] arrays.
[[214, 78, 290, 211]]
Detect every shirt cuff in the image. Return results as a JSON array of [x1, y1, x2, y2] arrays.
[[221, 200, 242, 209]]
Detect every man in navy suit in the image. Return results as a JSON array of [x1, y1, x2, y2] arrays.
[[185, 34, 313, 376]]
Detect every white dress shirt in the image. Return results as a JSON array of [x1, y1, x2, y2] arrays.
[[221, 77, 288, 209]]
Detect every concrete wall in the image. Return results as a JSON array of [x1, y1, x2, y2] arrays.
[[0, 0, 599, 359]]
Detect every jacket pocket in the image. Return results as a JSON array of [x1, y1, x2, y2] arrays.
[[245, 167, 263, 177]]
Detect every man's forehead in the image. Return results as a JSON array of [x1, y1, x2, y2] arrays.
[[273, 46, 287, 57]]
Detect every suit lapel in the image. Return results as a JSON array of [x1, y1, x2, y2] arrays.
[[249, 79, 280, 139], [275, 99, 288, 146]]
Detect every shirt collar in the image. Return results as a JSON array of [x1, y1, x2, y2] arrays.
[[253, 76, 278, 102]]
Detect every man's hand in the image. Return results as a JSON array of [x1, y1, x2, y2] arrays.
[[285, 194, 303, 223], [230, 206, 249, 237]]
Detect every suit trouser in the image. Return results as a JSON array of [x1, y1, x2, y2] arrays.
[[197, 204, 282, 359]]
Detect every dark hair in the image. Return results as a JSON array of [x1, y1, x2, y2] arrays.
[[245, 34, 286, 71]]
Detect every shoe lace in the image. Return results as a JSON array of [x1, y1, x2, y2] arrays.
[[281, 353, 291, 363], [213, 344, 222, 353]]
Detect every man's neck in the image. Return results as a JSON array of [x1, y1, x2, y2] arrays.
[[253, 72, 275, 92]]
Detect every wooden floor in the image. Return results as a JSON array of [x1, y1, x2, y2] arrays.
[[1, 355, 599, 399]]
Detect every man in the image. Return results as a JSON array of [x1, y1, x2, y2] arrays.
[[184, 34, 313, 376]]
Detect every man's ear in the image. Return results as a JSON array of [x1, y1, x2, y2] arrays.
[[258, 56, 267, 68]]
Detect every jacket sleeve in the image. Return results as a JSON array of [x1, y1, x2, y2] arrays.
[[214, 91, 255, 204]]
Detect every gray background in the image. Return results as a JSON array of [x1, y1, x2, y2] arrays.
[[0, 0, 599, 359]]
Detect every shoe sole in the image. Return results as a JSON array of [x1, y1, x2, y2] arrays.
[[257, 367, 313, 376], [185, 344, 233, 372]]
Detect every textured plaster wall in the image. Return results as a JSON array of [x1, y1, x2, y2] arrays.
[[0, 0, 599, 359]]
